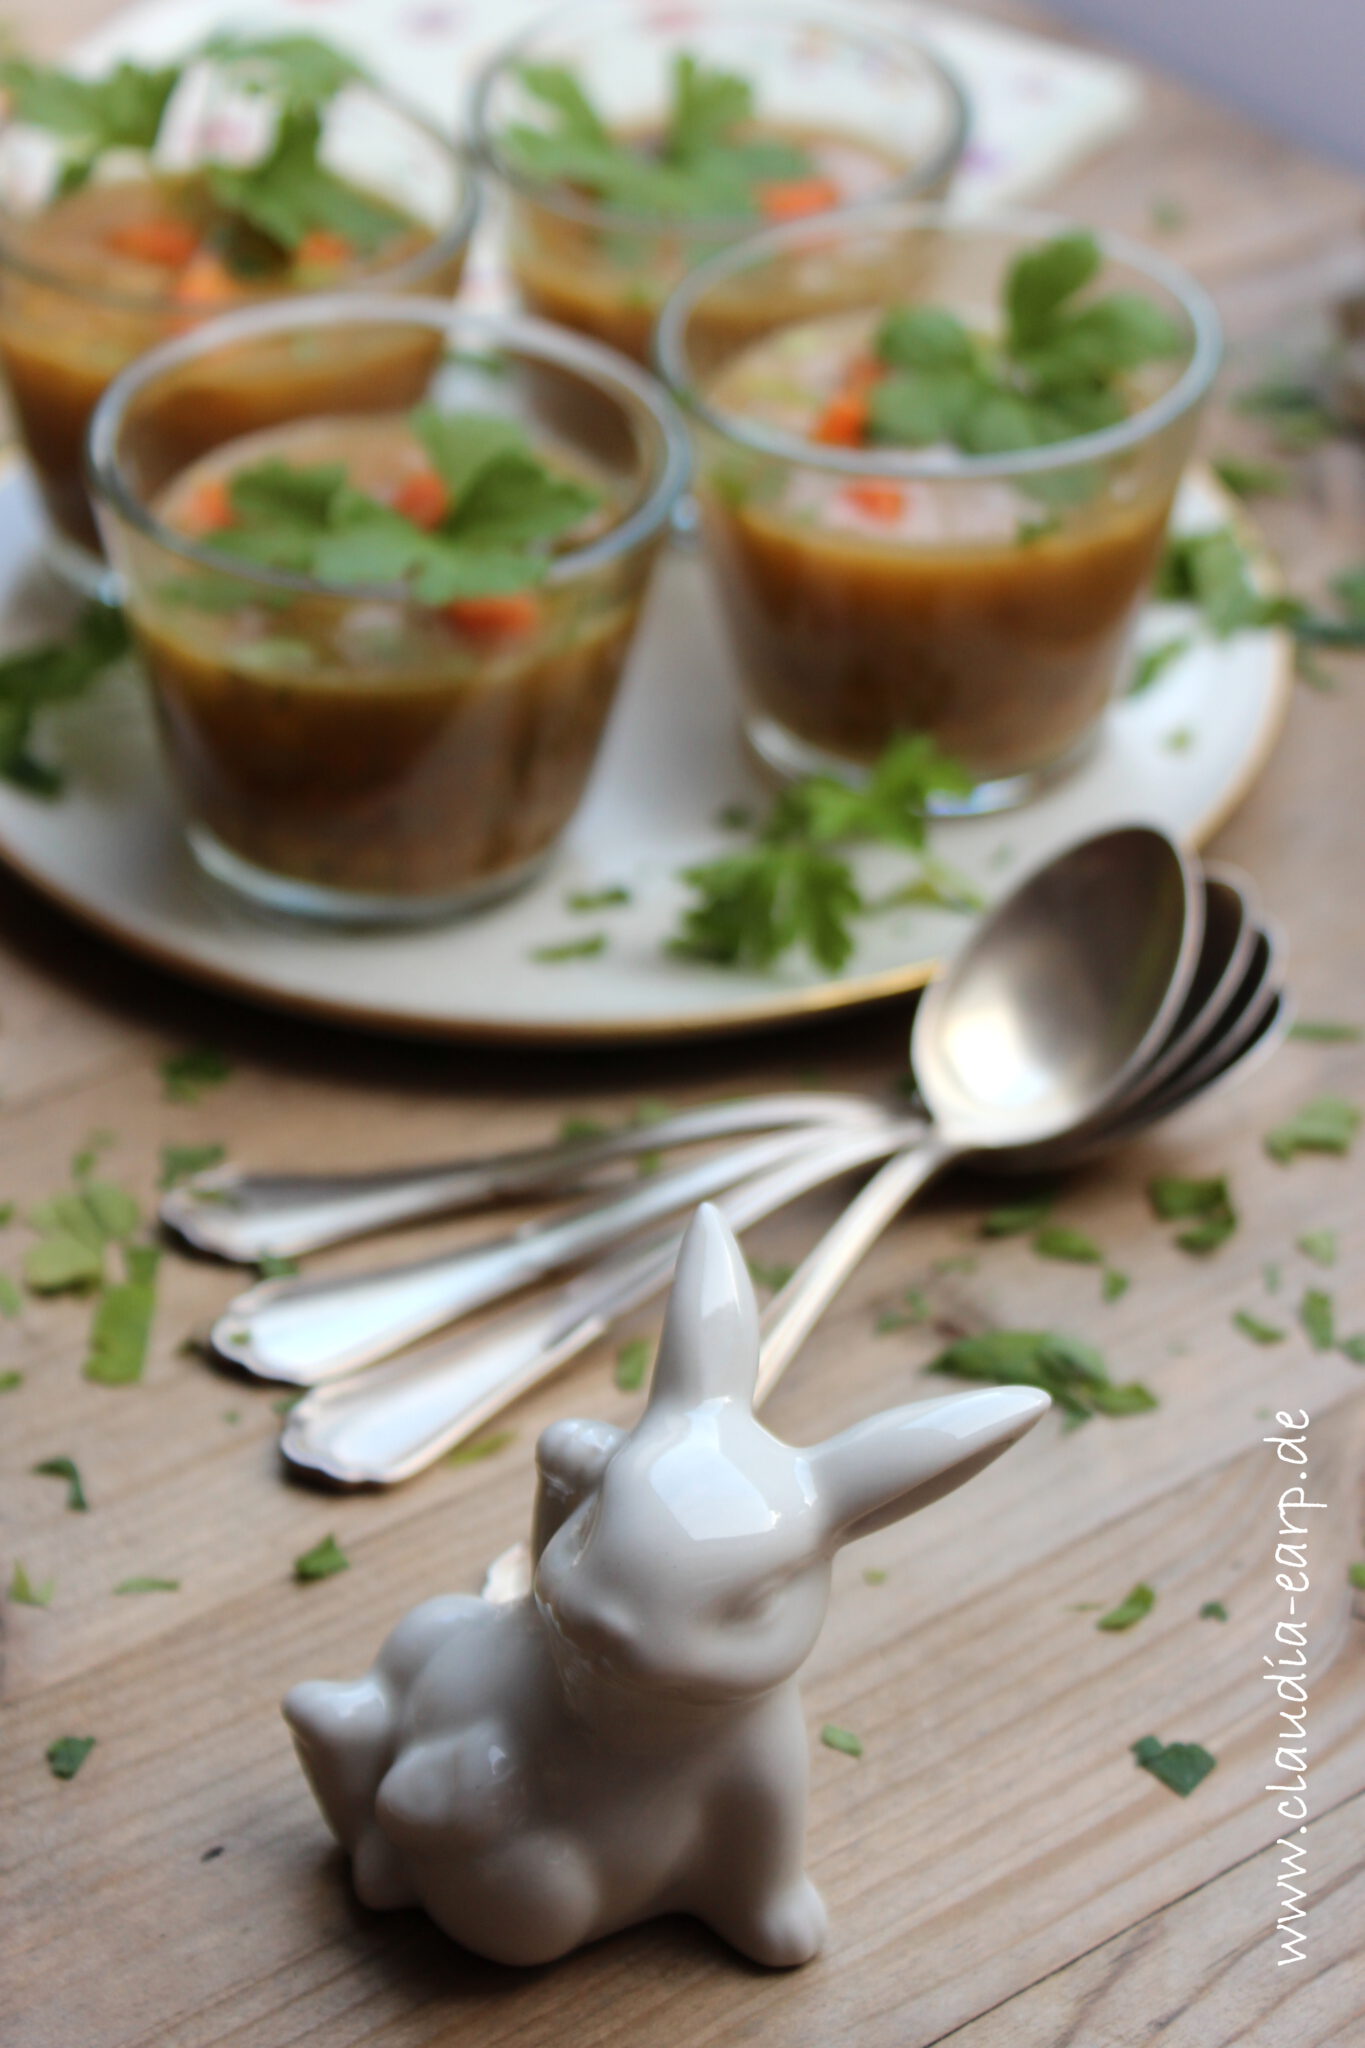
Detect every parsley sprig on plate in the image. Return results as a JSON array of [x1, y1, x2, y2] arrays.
[[197, 410, 600, 604], [504, 55, 814, 220]]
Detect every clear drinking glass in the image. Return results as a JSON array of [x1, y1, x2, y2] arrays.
[[0, 74, 477, 600], [88, 299, 691, 924], [472, 0, 967, 366], [656, 202, 1222, 812]]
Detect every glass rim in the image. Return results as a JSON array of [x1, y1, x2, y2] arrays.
[[653, 200, 1225, 480], [86, 296, 694, 600], [468, 0, 970, 240], [0, 81, 481, 316]]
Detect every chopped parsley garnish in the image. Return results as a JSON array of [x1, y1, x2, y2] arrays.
[[1032, 1223, 1103, 1265], [530, 934, 609, 963], [0, 607, 130, 798], [158, 1143, 227, 1189], [161, 1046, 233, 1103], [1233, 374, 1334, 450], [10, 1561, 54, 1607], [566, 885, 632, 912], [1296, 1229, 1337, 1268], [256, 1253, 301, 1279], [1096, 1582, 1155, 1632], [504, 55, 815, 222], [201, 410, 599, 606], [0, 1275, 20, 1317], [1200, 1600, 1228, 1621], [1132, 1734, 1216, 1797], [1102, 1268, 1130, 1303], [1211, 456, 1292, 499], [875, 1286, 931, 1334], [1299, 1288, 1335, 1351], [614, 1338, 652, 1391], [0, 1367, 22, 1389], [926, 1328, 1157, 1424], [1289, 1019, 1362, 1043], [33, 1455, 88, 1511], [1147, 1174, 1237, 1253], [559, 1114, 610, 1144], [46, 1735, 96, 1780], [672, 733, 973, 972], [293, 1533, 349, 1582], [1265, 1096, 1361, 1163], [84, 1246, 160, 1385], [747, 1257, 795, 1294], [1127, 635, 1191, 698], [1232, 1310, 1286, 1345], [979, 1193, 1054, 1237], [855, 231, 1183, 465], [445, 1429, 515, 1466], [114, 1576, 180, 1594], [863, 1567, 888, 1586], [1349, 1562, 1365, 1591], [820, 1723, 864, 1758]]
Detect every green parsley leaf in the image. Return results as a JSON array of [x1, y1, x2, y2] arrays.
[[1212, 456, 1293, 499], [979, 1193, 1054, 1237], [1102, 1268, 1130, 1303], [875, 1287, 930, 1333], [205, 102, 404, 256], [1147, 1174, 1237, 1253], [1348, 1562, 1365, 1591], [445, 1429, 515, 1466], [530, 934, 608, 963], [0, 1274, 21, 1316], [820, 1723, 864, 1758], [1155, 528, 1284, 638], [1338, 1333, 1365, 1364], [876, 305, 976, 372], [293, 1533, 349, 1582], [1289, 1019, 1362, 1043], [559, 1114, 609, 1144], [1127, 635, 1192, 697], [1200, 1600, 1228, 1621], [1033, 1223, 1104, 1264], [1265, 1096, 1361, 1162], [47, 1735, 96, 1780], [201, 31, 369, 106], [84, 1245, 160, 1385], [272, 1389, 306, 1413], [158, 1142, 227, 1190], [0, 55, 176, 188], [114, 1576, 180, 1595], [33, 1455, 88, 1510], [161, 1046, 232, 1103], [10, 1560, 54, 1606], [1006, 230, 1100, 353], [1296, 1229, 1338, 1268], [614, 1337, 652, 1391], [926, 1328, 1156, 1423], [1233, 375, 1334, 450], [1132, 1734, 1216, 1797], [566, 885, 632, 912], [0, 1367, 23, 1389], [1097, 1582, 1155, 1631], [863, 1567, 888, 1586], [747, 1257, 795, 1293], [1299, 1288, 1335, 1351], [0, 606, 130, 797], [1233, 1309, 1286, 1345], [256, 1253, 301, 1279]]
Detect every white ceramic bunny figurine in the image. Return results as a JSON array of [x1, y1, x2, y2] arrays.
[[283, 1203, 1048, 1968]]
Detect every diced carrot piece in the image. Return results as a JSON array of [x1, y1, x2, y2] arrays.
[[180, 477, 235, 536], [172, 253, 239, 307], [757, 177, 842, 223], [107, 216, 200, 268], [812, 391, 869, 447], [392, 470, 451, 530], [444, 593, 542, 642], [841, 481, 906, 523], [295, 229, 355, 270]]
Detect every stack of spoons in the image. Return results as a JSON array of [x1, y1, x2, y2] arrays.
[[161, 824, 1290, 1486]]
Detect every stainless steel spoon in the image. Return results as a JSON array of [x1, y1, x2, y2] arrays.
[[163, 1090, 887, 1263]]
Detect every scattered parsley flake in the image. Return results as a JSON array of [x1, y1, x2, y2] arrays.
[[33, 1455, 88, 1511], [160, 1046, 233, 1103], [747, 1257, 795, 1293], [46, 1735, 96, 1780], [1200, 1600, 1228, 1621], [1296, 1229, 1337, 1268], [927, 1328, 1156, 1424], [1265, 1096, 1361, 1162], [1349, 1562, 1365, 1591], [1127, 635, 1191, 697], [1102, 1268, 1130, 1303], [1299, 1288, 1335, 1351], [1033, 1223, 1103, 1265], [1289, 1019, 1362, 1044], [1163, 727, 1195, 754], [0, 606, 130, 797], [1149, 196, 1186, 232], [1233, 374, 1334, 450], [820, 1723, 864, 1758], [10, 1561, 54, 1606], [84, 1245, 160, 1384], [293, 1533, 349, 1582], [1233, 1309, 1286, 1345], [979, 1193, 1053, 1237], [272, 1389, 305, 1413], [530, 934, 608, 963], [875, 1287, 931, 1334], [862, 1567, 888, 1586], [114, 1576, 180, 1594], [0, 1273, 20, 1316], [1097, 1582, 1155, 1632], [566, 885, 631, 912], [1338, 1334, 1365, 1365], [0, 1367, 22, 1389], [256, 1253, 300, 1279], [1212, 456, 1292, 499], [1263, 1261, 1282, 1295], [445, 1429, 515, 1466], [1147, 1174, 1237, 1253], [559, 1114, 609, 1144], [614, 1337, 652, 1391], [1132, 1734, 1216, 1797], [158, 1142, 227, 1189]]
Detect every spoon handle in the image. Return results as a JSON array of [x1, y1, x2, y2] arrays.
[[280, 1120, 927, 1483], [756, 1131, 957, 1403], [163, 1091, 882, 1262], [215, 1123, 871, 1385]]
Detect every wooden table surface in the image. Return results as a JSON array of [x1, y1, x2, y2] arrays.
[[4, 5, 1364, 2044]]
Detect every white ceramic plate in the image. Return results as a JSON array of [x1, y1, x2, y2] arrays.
[[0, 466, 1290, 1042]]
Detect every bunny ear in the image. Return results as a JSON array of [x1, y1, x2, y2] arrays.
[[647, 1203, 760, 1412], [810, 1387, 1049, 1547]]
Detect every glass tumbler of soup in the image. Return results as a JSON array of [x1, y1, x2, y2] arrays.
[[471, 0, 967, 367], [0, 39, 478, 601], [88, 298, 690, 923], [656, 202, 1222, 812]]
